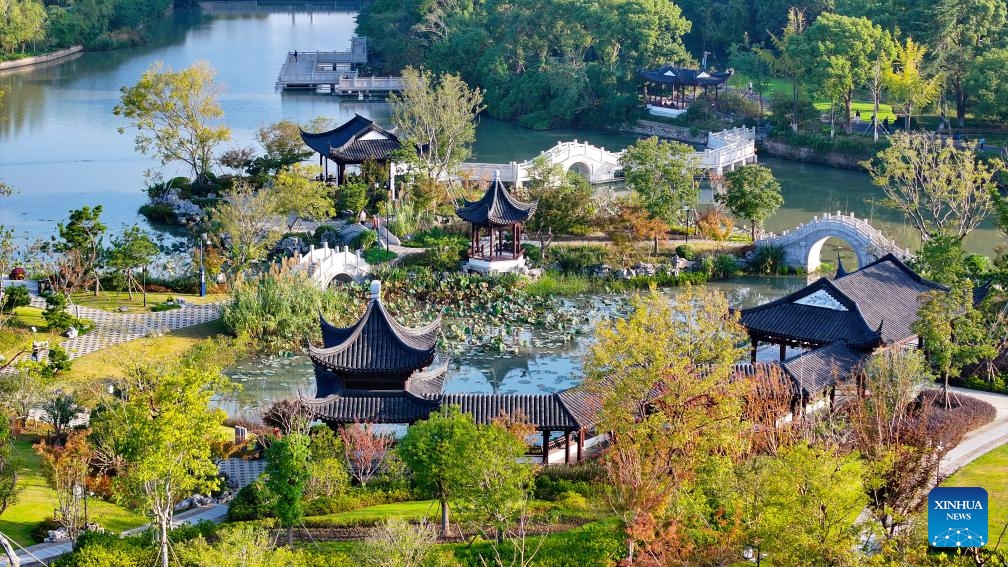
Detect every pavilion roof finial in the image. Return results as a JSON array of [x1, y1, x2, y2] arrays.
[[493, 169, 500, 182], [370, 280, 381, 301]]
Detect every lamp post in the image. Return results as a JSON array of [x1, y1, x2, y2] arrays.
[[198, 233, 207, 297]]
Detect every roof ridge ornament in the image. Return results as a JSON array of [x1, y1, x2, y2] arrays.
[[370, 280, 381, 301]]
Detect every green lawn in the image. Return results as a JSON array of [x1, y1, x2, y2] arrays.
[[305, 500, 439, 526], [0, 436, 146, 546], [943, 443, 1008, 536], [1, 307, 67, 361], [69, 291, 227, 314], [813, 101, 898, 123]]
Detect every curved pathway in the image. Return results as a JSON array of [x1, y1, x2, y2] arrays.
[[940, 386, 1008, 476]]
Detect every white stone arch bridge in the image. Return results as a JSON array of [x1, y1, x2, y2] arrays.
[[756, 212, 911, 272], [295, 242, 372, 288], [455, 126, 757, 186]]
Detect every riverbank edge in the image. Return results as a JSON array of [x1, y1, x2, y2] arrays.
[[0, 46, 84, 71]]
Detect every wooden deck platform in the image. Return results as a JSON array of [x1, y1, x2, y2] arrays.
[[275, 38, 402, 96]]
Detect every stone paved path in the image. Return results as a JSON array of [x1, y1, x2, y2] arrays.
[[60, 302, 223, 359], [940, 386, 1008, 476]]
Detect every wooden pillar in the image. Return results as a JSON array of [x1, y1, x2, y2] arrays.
[[577, 429, 584, 461], [779, 343, 787, 361], [324, 157, 329, 179], [542, 430, 550, 466], [337, 162, 345, 185], [564, 430, 572, 464], [513, 225, 518, 257], [750, 337, 758, 363]]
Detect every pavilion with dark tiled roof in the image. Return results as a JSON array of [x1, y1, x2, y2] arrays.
[[299, 114, 401, 184], [739, 253, 949, 407], [456, 172, 538, 274], [638, 65, 734, 111], [304, 280, 599, 464]]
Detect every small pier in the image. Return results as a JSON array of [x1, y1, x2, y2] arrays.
[[275, 37, 402, 97]]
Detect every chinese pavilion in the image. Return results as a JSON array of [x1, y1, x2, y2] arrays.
[[455, 172, 537, 274], [304, 280, 598, 464], [739, 254, 950, 407], [299, 114, 401, 184], [638, 65, 734, 117]]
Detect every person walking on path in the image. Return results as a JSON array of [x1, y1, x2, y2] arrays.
[[979, 137, 986, 151]]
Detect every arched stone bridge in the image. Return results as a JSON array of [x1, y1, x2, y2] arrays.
[[456, 126, 757, 186], [296, 243, 372, 288], [756, 212, 911, 272]]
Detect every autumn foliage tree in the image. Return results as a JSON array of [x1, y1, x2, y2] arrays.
[[340, 422, 392, 486]]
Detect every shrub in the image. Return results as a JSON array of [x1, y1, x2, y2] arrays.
[[552, 245, 608, 274], [48, 345, 72, 374], [314, 224, 342, 245], [712, 254, 741, 279], [750, 245, 786, 275], [138, 203, 178, 225], [1, 285, 29, 312], [227, 479, 274, 521], [675, 244, 697, 260], [521, 243, 543, 267], [418, 235, 466, 272], [362, 248, 397, 265], [919, 389, 997, 448], [30, 517, 61, 542], [351, 229, 378, 250], [964, 254, 993, 277]]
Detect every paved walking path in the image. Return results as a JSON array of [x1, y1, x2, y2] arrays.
[[60, 302, 223, 359], [939, 386, 1008, 476]]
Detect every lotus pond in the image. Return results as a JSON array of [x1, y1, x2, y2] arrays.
[[220, 277, 808, 419]]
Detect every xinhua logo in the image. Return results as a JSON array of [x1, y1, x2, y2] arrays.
[[928, 487, 988, 548]]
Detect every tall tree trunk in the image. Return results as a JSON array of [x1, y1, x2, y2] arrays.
[[791, 80, 799, 132], [160, 519, 169, 567], [844, 93, 853, 134], [751, 222, 757, 241], [954, 79, 966, 127], [287, 525, 293, 546], [440, 496, 450, 535], [873, 92, 880, 143]]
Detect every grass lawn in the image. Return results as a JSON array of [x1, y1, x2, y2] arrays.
[[306, 500, 439, 526], [728, 73, 791, 98], [813, 101, 898, 123], [65, 319, 228, 386], [0, 436, 146, 546], [1, 307, 66, 361], [943, 443, 1008, 536], [69, 291, 227, 314]]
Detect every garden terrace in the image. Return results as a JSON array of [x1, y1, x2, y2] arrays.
[[299, 113, 400, 184], [456, 173, 538, 274]]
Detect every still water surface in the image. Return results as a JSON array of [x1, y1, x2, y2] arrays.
[[2, 7, 1003, 256]]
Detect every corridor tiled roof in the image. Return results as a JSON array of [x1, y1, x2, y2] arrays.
[[299, 114, 401, 163], [782, 342, 867, 396], [638, 66, 733, 87], [456, 177, 537, 226]]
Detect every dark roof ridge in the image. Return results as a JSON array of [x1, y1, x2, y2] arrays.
[[309, 298, 439, 359], [840, 252, 947, 291]]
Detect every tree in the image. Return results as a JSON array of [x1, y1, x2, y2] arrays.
[[178, 524, 305, 567], [0, 0, 46, 55], [336, 181, 369, 217], [604, 198, 668, 262], [340, 422, 392, 486], [583, 288, 749, 562], [106, 225, 158, 300], [264, 432, 311, 545], [755, 7, 807, 132], [41, 392, 80, 440], [37, 432, 92, 542], [964, 47, 1008, 123], [0, 359, 53, 428], [523, 156, 596, 257], [914, 282, 996, 407], [257, 119, 312, 161], [262, 399, 312, 436], [271, 164, 335, 232], [114, 61, 231, 181], [915, 234, 967, 285], [397, 405, 479, 534], [619, 136, 700, 246], [212, 181, 280, 275], [754, 443, 867, 566], [792, 13, 894, 133], [0, 415, 19, 515], [90, 356, 234, 567], [883, 38, 942, 131], [57, 205, 106, 296], [862, 132, 998, 242], [718, 164, 783, 240], [728, 42, 773, 114], [390, 66, 485, 201]]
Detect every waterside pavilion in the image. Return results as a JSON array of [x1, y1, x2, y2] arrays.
[[638, 65, 734, 118], [739, 254, 951, 409], [299, 114, 400, 185], [304, 281, 599, 464], [455, 173, 538, 275]]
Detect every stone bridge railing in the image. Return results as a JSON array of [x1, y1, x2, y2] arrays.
[[758, 212, 911, 272], [296, 243, 372, 288]]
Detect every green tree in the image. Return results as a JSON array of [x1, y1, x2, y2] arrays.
[[755, 7, 807, 132], [914, 282, 996, 407], [352, 518, 439, 567], [883, 38, 942, 131], [212, 181, 280, 275], [718, 164, 783, 240], [390, 66, 485, 201], [90, 354, 234, 567], [964, 47, 1008, 123], [336, 181, 369, 217], [271, 164, 335, 232], [178, 524, 306, 567], [862, 132, 998, 242], [792, 12, 894, 134], [57, 205, 106, 296], [397, 405, 478, 534], [114, 61, 231, 181], [106, 225, 158, 300], [915, 234, 967, 285], [264, 432, 311, 545], [37, 432, 91, 542], [0, 414, 19, 515], [0, 0, 46, 55], [523, 156, 596, 256], [620, 136, 700, 249], [0, 359, 54, 428], [755, 443, 867, 566], [728, 42, 773, 115]]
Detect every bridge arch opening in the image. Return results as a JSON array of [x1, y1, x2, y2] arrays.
[[327, 272, 356, 287], [567, 161, 591, 180], [807, 236, 863, 274]]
